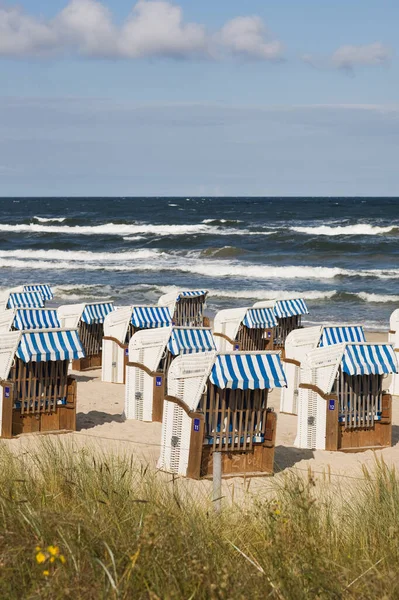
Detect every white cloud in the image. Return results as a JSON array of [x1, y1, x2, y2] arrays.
[[56, 0, 116, 56], [0, 0, 282, 61], [119, 0, 207, 58], [218, 16, 283, 60], [332, 42, 392, 70], [0, 6, 57, 56]]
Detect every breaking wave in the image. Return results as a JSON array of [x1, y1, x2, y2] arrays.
[[201, 218, 243, 225], [0, 222, 215, 237], [50, 284, 399, 306], [0, 250, 398, 281], [0, 222, 273, 237], [33, 216, 66, 223], [291, 224, 398, 236], [356, 292, 399, 303], [0, 248, 162, 261]]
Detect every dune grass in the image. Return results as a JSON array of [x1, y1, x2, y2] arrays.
[[0, 440, 399, 599]]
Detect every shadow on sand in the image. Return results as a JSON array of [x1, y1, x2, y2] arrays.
[[77, 411, 125, 431], [72, 374, 98, 383], [273, 445, 314, 473], [391, 425, 399, 446]]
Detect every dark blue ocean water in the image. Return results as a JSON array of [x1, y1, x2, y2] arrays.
[[0, 196, 398, 329]]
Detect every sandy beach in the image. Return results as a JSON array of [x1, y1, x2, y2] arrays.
[[3, 329, 396, 502]]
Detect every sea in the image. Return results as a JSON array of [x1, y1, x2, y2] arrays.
[[0, 196, 398, 330]]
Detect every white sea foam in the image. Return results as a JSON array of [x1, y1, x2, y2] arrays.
[[0, 222, 215, 236], [0, 259, 153, 272], [54, 283, 111, 291], [2, 255, 398, 281], [202, 289, 336, 301], [0, 248, 398, 281], [0, 248, 161, 261], [291, 224, 397, 236], [33, 216, 66, 223], [201, 218, 243, 224], [52, 284, 399, 305], [156, 286, 336, 301], [0, 222, 270, 237], [304, 319, 384, 331], [356, 292, 399, 303], [179, 263, 343, 279]]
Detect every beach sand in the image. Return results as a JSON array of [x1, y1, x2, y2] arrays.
[[4, 330, 397, 501]]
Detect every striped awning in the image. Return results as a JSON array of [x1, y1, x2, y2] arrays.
[[81, 303, 114, 324], [274, 299, 309, 318], [342, 344, 398, 376], [167, 328, 216, 356], [13, 309, 60, 330], [16, 330, 85, 363], [176, 290, 207, 301], [131, 306, 172, 329], [7, 292, 44, 309], [243, 308, 277, 329], [23, 284, 54, 300], [319, 326, 365, 348], [210, 353, 287, 390]]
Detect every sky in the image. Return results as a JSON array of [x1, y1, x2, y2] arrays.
[[0, 0, 398, 196]]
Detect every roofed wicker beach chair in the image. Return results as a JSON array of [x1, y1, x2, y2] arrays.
[[213, 307, 277, 352], [0, 308, 60, 332], [295, 342, 397, 452], [281, 325, 366, 415], [0, 284, 54, 312], [253, 298, 309, 351], [0, 328, 85, 438], [57, 302, 114, 371], [157, 350, 287, 478], [0, 288, 46, 311], [125, 326, 216, 423], [158, 289, 209, 327], [102, 305, 172, 384]]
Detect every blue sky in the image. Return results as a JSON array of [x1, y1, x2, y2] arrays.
[[0, 0, 398, 196]]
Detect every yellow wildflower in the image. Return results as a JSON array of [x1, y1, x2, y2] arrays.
[[43, 570, 50, 577], [59, 555, 66, 564], [50, 557, 55, 564], [35, 546, 41, 552], [47, 546, 59, 557], [36, 551, 46, 564], [274, 509, 281, 516]]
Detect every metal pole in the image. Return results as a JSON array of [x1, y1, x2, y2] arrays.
[[213, 451, 222, 513]]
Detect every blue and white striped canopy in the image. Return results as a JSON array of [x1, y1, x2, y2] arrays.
[[274, 299, 309, 319], [176, 290, 207, 301], [167, 328, 216, 356], [319, 326, 365, 348], [13, 309, 60, 331], [210, 353, 287, 390], [131, 306, 171, 329], [342, 344, 398, 376], [16, 330, 85, 363], [81, 303, 114, 324], [7, 292, 44, 309], [243, 308, 277, 329], [23, 284, 54, 300]]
